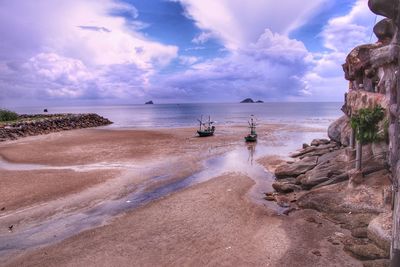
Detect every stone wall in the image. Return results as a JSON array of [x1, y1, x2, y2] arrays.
[[0, 113, 112, 142]]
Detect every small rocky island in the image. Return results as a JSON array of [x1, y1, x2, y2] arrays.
[[145, 100, 154, 105], [240, 98, 264, 103]]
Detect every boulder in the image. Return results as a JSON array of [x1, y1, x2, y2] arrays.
[[275, 156, 318, 179], [373, 18, 395, 44], [328, 115, 351, 146], [344, 242, 389, 260]]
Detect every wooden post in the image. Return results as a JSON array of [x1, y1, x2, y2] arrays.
[[350, 128, 356, 149], [356, 140, 362, 171]]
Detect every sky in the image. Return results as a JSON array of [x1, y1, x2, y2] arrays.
[[0, 0, 378, 106]]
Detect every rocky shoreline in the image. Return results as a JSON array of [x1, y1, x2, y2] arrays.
[[0, 113, 112, 142], [265, 135, 392, 266]]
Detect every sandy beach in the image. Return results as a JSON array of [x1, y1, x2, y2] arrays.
[[0, 124, 362, 266]]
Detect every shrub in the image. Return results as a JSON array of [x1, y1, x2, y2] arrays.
[[350, 105, 385, 144], [0, 109, 19, 122]]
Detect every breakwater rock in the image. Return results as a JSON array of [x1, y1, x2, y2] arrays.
[[0, 113, 112, 142]]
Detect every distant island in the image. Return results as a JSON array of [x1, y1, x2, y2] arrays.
[[145, 100, 154, 105], [240, 98, 264, 103]]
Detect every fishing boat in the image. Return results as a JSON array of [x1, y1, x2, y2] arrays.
[[244, 115, 257, 142], [197, 115, 215, 137]]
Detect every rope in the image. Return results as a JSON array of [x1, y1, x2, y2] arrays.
[[369, 15, 378, 43]]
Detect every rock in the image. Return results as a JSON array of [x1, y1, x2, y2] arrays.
[[272, 180, 301, 193], [313, 173, 349, 189], [371, 141, 388, 163], [291, 143, 339, 159], [240, 98, 254, 103], [298, 176, 388, 214], [145, 100, 154, 104], [300, 152, 347, 188], [344, 242, 389, 260], [373, 18, 395, 44], [328, 115, 351, 146], [368, 212, 392, 252], [275, 156, 318, 179], [317, 149, 343, 164], [310, 138, 330, 146], [369, 0, 398, 22], [255, 100, 264, 103], [302, 143, 309, 149]]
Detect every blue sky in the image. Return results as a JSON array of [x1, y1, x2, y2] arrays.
[[0, 0, 377, 105]]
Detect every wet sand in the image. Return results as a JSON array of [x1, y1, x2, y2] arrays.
[[0, 124, 362, 266]]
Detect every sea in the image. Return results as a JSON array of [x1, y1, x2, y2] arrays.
[[12, 102, 343, 129]]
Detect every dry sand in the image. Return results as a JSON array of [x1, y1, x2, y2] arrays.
[[0, 125, 362, 266]]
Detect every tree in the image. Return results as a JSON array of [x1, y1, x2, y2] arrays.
[[350, 105, 385, 170]]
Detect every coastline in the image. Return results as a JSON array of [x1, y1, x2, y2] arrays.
[[0, 123, 363, 266]]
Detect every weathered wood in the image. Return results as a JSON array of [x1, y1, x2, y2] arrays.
[[356, 140, 362, 171], [350, 128, 356, 149]]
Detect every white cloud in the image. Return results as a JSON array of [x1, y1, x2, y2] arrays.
[[321, 0, 375, 53], [304, 0, 376, 100], [176, 0, 327, 50], [0, 0, 178, 101], [192, 32, 214, 44], [179, 56, 200, 65]]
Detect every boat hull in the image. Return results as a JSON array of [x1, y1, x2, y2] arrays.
[[244, 134, 257, 142], [197, 130, 214, 137]]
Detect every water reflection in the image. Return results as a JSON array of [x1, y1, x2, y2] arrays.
[[246, 142, 256, 165]]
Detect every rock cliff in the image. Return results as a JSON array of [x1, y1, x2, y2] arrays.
[[266, 0, 400, 264]]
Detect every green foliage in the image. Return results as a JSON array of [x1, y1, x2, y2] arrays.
[[0, 109, 18, 122], [350, 105, 385, 144]]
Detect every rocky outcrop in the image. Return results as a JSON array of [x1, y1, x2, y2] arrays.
[[264, 136, 392, 263], [145, 101, 154, 104], [0, 113, 112, 141]]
